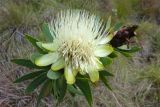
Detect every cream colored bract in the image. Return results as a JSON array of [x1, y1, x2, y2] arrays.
[[35, 10, 113, 84]]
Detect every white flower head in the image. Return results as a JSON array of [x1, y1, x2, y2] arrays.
[[35, 10, 113, 84]]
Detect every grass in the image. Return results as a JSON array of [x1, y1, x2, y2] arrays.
[[137, 57, 160, 106], [140, 59, 160, 85], [0, 1, 38, 31], [0, 0, 160, 107]]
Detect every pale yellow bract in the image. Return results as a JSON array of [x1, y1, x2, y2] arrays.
[[35, 10, 113, 84]]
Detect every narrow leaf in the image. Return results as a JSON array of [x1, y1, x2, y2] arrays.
[[26, 72, 47, 93], [117, 46, 141, 53], [56, 76, 67, 102], [67, 85, 83, 95], [11, 59, 42, 69], [99, 70, 114, 77], [116, 50, 132, 57], [14, 70, 47, 83], [108, 52, 118, 58], [42, 23, 53, 42], [50, 80, 56, 97], [37, 79, 52, 106], [100, 57, 113, 66], [76, 78, 93, 107], [25, 35, 46, 53], [113, 22, 123, 31], [100, 74, 112, 90]]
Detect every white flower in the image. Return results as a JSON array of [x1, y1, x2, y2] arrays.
[[35, 10, 113, 84]]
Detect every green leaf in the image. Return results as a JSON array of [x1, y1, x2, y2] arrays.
[[37, 79, 52, 106], [113, 22, 123, 31], [130, 46, 141, 52], [56, 76, 67, 102], [14, 70, 47, 83], [100, 74, 112, 90], [25, 35, 46, 54], [26, 72, 47, 93], [117, 46, 141, 53], [99, 70, 114, 77], [42, 23, 53, 42], [115, 47, 133, 57], [116, 50, 132, 57], [108, 52, 118, 58], [11, 59, 42, 69], [47, 70, 62, 80], [76, 78, 93, 107], [51, 76, 67, 105], [67, 85, 83, 95], [52, 80, 57, 97], [100, 57, 113, 66]]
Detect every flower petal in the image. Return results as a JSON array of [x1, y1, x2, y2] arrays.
[[35, 52, 59, 66], [72, 68, 78, 76], [79, 69, 86, 75], [98, 34, 113, 45], [51, 57, 65, 71], [36, 42, 45, 50], [95, 58, 104, 70], [88, 69, 99, 83], [30, 53, 43, 63], [64, 64, 75, 84], [79, 63, 87, 75], [94, 45, 113, 57], [41, 42, 58, 51]]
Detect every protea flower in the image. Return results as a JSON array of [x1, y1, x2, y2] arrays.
[[35, 10, 113, 84]]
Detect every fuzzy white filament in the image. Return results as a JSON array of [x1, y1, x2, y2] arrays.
[[50, 11, 104, 67], [35, 10, 113, 84]]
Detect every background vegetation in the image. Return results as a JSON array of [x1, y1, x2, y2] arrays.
[[0, 0, 160, 107]]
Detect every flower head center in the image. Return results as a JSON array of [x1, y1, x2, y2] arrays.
[[58, 39, 93, 68]]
